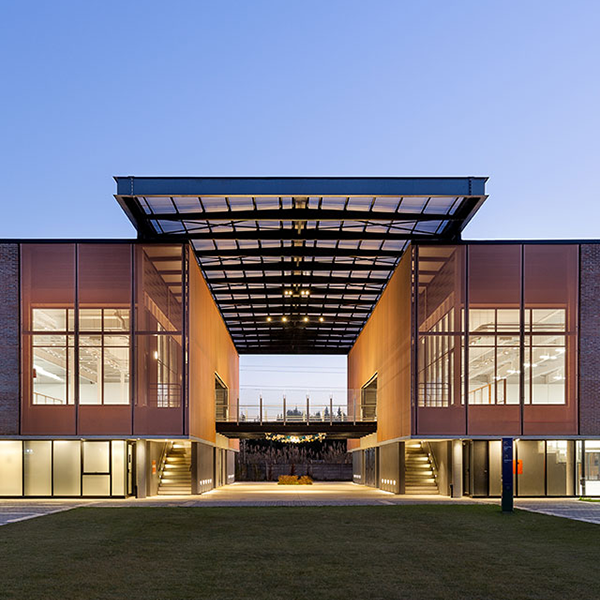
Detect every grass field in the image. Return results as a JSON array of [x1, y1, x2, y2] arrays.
[[0, 505, 598, 600]]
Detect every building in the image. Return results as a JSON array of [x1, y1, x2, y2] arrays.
[[0, 177, 598, 498]]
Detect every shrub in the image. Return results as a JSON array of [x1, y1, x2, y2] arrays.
[[278, 475, 299, 485]]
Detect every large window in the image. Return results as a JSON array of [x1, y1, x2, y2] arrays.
[[79, 309, 130, 405], [31, 308, 75, 405], [468, 309, 520, 405], [416, 243, 578, 436], [29, 308, 130, 406], [418, 316, 456, 408], [524, 309, 566, 405]]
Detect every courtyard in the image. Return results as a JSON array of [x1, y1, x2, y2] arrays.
[[0, 500, 598, 600]]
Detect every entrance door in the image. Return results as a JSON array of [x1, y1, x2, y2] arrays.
[[583, 441, 600, 496], [364, 448, 378, 487]]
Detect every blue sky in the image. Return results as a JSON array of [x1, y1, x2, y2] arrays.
[[2, 1, 598, 387]]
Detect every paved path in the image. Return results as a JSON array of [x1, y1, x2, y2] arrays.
[[92, 482, 476, 507], [0, 500, 90, 526], [5, 485, 599, 524], [513, 498, 600, 525]]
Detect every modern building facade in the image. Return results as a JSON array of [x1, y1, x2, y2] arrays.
[[0, 177, 598, 498]]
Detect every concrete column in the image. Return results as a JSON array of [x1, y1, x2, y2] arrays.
[[191, 442, 199, 495], [451, 440, 463, 498], [135, 440, 147, 499], [566, 440, 575, 496], [398, 441, 405, 495]]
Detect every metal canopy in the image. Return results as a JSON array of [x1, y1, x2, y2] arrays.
[[115, 177, 487, 354]]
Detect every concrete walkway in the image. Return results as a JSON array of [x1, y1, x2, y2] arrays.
[[92, 481, 475, 507], [0, 499, 90, 526], [3, 485, 599, 525], [513, 498, 600, 525]]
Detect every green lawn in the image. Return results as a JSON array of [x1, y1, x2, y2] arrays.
[[0, 506, 598, 600]]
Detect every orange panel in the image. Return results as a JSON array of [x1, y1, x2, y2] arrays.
[[188, 251, 239, 446], [348, 250, 412, 448], [21, 244, 76, 435]]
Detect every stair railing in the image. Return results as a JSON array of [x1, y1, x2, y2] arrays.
[[157, 441, 174, 485], [423, 441, 440, 489]]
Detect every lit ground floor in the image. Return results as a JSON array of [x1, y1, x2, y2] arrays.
[[2, 437, 600, 499], [0, 438, 235, 499], [352, 438, 600, 497]]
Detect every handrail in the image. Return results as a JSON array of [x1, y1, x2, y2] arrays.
[[424, 441, 439, 483], [33, 392, 65, 405], [157, 441, 173, 483], [219, 394, 377, 424], [467, 379, 507, 405]]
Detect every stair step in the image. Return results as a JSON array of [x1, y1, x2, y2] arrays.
[[158, 443, 193, 496], [403, 442, 439, 496]]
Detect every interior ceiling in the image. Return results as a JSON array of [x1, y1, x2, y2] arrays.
[[115, 177, 487, 354]]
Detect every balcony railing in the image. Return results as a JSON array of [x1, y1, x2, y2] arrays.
[[218, 390, 376, 424], [148, 383, 181, 408]]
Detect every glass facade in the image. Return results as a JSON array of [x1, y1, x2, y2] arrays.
[[416, 244, 579, 436], [21, 242, 186, 436], [0, 440, 127, 497], [134, 244, 186, 435], [468, 439, 576, 497], [417, 246, 465, 434]]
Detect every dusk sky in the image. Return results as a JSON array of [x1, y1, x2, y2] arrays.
[[2, 1, 598, 392]]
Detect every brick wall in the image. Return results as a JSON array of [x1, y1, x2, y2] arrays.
[[0, 244, 19, 435], [580, 244, 600, 435]]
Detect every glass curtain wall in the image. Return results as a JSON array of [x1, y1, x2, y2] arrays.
[[416, 245, 465, 434], [523, 245, 578, 434], [467, 245, 521, 435], [21, 244, 77, 434], [415, 243, 579, 437], [22, 242, 186, 436], [78, 244, 132, 434], [134, 244, 186, 435], [1, 440, 127, 497], [468, 439, 575, 497]]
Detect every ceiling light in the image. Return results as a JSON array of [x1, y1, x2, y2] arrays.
[[319, 317, 324, 323], [282, 316, 287, 323], [303, 317, 308, 322], [267, 317, 272, 322]]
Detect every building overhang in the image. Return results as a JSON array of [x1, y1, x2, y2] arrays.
[[115, 176, 488, 354]]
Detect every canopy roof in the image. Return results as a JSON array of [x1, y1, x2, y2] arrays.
[[115, 177, 487, 354]]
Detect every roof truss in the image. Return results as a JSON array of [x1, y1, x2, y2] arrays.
[[115, 177, 487, 354]]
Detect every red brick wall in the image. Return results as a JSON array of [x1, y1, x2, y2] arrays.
[[0, 244, 20, 434], [580, 244, 600, 435]]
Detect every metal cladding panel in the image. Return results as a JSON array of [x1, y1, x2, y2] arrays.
[[347, 250, 413, 446], [116, 176, 487, 198]]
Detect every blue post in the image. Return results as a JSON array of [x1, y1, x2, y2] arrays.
[[501, 437, 514, 512]]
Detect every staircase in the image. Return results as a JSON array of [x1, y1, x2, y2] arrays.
[[405, 442, 438, 495], [158, 442, 192, 495]]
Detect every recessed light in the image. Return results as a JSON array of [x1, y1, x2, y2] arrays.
[[319, 317, 324, 323], [282, 316, 287, 323], [303, 317, 309, 322], [267, 317, 272, 322]]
